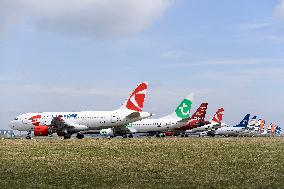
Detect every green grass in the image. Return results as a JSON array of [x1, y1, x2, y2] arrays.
[[0, 137, 283, 189]]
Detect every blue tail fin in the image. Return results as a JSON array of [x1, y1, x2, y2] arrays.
[[251, 116, 257, 121], [234, 114, 250, 128], [276, 126, 282, 134]]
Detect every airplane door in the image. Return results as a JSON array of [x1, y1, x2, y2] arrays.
[[166, 121, 171, 129], [111, 115, 116, 124]]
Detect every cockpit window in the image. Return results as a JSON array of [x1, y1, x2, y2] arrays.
[[14, 118, 18, 120]]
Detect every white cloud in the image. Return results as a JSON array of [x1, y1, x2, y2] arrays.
[[236, 22, 271, 30], [163, 58, 284, 68], [0, 0, 174, 38], [275, 0, 284, 19], [275, 0, 284, 18]]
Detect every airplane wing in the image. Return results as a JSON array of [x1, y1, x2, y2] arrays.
[[178, 117, 191, 123], [126, 111, 141, 119], [49, 116, 88, 133]]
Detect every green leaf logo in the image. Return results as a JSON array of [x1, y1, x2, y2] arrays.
[[175, 99, 192, 119]]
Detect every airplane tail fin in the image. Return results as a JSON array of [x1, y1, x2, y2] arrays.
[[190, 103, 208, 123], [161, 93, 194, 120], [276, 126, 282, 134], [250, 116, 257, 122], [259, 119, 265, 133], [119, 82, 148, 112], [248, 116, 257, 127], [211, 108, 225, 124], [234, 114, 250, 128], [271, 123, 276, 134]]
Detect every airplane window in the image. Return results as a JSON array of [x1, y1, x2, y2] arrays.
[[14, 118, 18, 120]]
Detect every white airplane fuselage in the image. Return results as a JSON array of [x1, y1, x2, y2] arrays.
[[127, 118, 188, 133], [214, 126, 247, 136], [10, 110, 152, 132], [185, 122, 228, 133]]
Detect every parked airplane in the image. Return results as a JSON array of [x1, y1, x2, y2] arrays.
[[99, 93, 194, 137], [240, 116, 258, 136], [176, 103, 208, 131], [213, 114, 250, 137], [163, 103, 208, 137], [185, 108, 227, 136], [9, 82, 152, 139]]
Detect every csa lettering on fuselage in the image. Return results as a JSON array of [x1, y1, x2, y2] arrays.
[[63, 114, 78, 119]]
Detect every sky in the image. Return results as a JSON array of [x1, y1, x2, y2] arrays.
[[1, 0, 284, 130]]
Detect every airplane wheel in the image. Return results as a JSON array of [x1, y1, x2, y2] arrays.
[[185, 134, 189, 137], [161, 134, 165, 138], [128, 134, 133, 138], [181, 134, 184, 137], [123, 135, 127, 138], [26, 136, 31, 140], [76, 133, 84, 139], [156, 134, 160, 138], [64, 133, 71, 139]]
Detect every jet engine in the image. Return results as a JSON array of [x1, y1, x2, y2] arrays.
[[34, 126, 49, 136], [100, 128, 114, 137]]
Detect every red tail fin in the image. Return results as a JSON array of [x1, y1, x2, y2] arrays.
[[259, 119, 265, 133], [190, 103, 208, 122], [212, 108, 224, 124], [120, 82, 148, 112], [271, 123, 276, 133]]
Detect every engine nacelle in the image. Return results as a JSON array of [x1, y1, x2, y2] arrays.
[[100, 128, 114, 137], [34, 126, 49, 136]]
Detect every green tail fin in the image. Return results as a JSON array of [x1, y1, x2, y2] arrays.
[[161, 93, 194, 120], [175, 93, 194, 119]]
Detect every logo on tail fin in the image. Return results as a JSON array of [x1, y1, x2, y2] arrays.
[[234, 114, 250, 127], [125, 82, 148, 112], [175, 99, 192, 119], [190, 103, 208, 122], [212, 108, 224, 123]]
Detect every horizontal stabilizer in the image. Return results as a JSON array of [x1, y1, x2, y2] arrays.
[[126, 111, 141, 119]]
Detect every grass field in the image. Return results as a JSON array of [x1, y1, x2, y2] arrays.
[[0, 137, 283, 189]]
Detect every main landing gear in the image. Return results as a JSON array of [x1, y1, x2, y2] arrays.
[[26, 131, 32, 139], [64, 133, 72, 139], [76, 133, 84, 139], [122, 134, 134, 138], [63, 132, 84, 139]]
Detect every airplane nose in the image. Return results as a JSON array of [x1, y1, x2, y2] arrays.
[[9, 122, 13, 129], [9, 121, 16, 129]]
